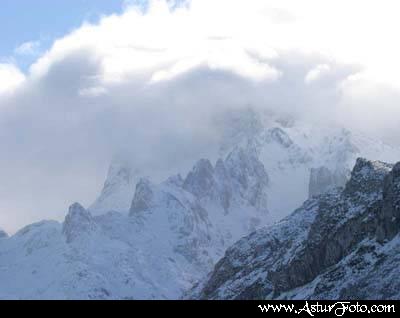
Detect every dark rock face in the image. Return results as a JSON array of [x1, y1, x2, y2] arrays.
[[377, 162, 400, 242], [190, 158, 400, 300], [190, 196, 321, 300], [130, 178, 155, 216], [344, 158, 393, 198]]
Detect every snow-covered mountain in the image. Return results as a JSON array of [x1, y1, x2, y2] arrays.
[[188, 158, 400, 300], [224, 111, 400, 222], [90, 109, 400, 224], [0, 145, 270, 299], [0, 228, 7, 239], [1, 108, 400, 300]]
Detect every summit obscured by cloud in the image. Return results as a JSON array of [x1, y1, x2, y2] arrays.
[[1, 0, 400, 232]]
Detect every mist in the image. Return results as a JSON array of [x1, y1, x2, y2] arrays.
[[1, 0, 400, 233]]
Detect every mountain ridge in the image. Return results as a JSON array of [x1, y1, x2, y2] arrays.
[[0, 145, 270, 299], [89, 111, 400, 225], [188, 158, 400, 300], [2, 110, 400, 300]]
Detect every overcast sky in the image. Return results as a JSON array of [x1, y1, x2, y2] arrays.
[[1, 0, 400, 233]]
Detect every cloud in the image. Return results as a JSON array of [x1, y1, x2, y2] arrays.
[[1, 0, 400, 233], [305, 64, 331, 83], [28, 1, 283, 85], [14, 41, 41, 56], [0, 63, 25, 96]]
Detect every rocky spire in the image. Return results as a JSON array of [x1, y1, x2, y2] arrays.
[[129, 178, 154, 217], [224, 145, 269, 211], [344, 158, 393, 197], [183, 159, 216, 199], [90, 158, 138, 215], [63, 203, 97, 243]]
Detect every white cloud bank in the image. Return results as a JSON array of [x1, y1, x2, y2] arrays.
[[0, 63, 25, 95], [1, 0, 400, 232]]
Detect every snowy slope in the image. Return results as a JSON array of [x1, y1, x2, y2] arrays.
[[189, 158, 400, 300], [0, 145, 271, 300]]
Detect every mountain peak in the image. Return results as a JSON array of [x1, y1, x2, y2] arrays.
[[192, 159, 214, 174], [225, 145, 268, 191], [129, 178, 154, 217], [90, 159, 138, 215], [101, 160, 136, 195], [69, 202, 86, 214], [63, 203, 97, 243], [344, 158, 393, 197], [183, 159, 215, 199]]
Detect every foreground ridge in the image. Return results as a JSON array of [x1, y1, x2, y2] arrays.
[[188, 158, 400, 300]]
